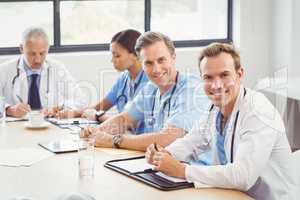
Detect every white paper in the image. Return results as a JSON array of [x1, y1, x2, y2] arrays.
[[111, 157, 188, 183], [0, 148, 53, 167], [156, 172, 187, 183], [112, 158, 154, 173], [47, 117, 97, 125], [5, 117, 27, 122]]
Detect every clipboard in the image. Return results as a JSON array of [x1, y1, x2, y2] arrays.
[[104, 156, 194, 191], [38, 139, 84, 154], [46, 117, 99, 129]]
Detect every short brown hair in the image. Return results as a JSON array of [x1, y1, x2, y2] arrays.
[[135, 31, 175, 56], [199, 43, 241, 71]]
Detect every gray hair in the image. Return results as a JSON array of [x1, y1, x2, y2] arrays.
[[21, 26, 49, 46], [135, 31, 175, 56]]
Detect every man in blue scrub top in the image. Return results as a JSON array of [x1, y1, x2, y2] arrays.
[[81, 31, 209, 151]]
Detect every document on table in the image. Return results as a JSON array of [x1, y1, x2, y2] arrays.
[[5, 117, 28, 122], [47, 117, 98, 125], [111, 157, 154, 173], [111, 157, 186, 183], [0, 148, 53, 167]]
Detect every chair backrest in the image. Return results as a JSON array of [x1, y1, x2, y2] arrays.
[[292, 150, 300, 185]]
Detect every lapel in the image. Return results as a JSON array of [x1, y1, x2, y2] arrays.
[[13, 60, 29, 103], [39, 61, 50, 107]]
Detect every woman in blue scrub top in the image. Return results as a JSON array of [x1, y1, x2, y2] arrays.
[[80, 29, 149, 123]]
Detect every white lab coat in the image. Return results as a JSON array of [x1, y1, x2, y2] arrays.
[[0, 55, 85, 110], [166, 86, 298, 200]]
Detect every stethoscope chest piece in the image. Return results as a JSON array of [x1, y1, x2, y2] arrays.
[[147, 117, 156, 126]]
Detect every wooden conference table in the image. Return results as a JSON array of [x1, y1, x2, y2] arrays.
[[0, 121, 253, 200]]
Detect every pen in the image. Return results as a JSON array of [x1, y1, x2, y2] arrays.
[[131, 168, 157, 175], [154, 143, 159, 151], [16, 95, 23, 103]]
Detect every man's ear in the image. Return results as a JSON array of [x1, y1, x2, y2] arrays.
[[237, 67, 244, 78], [171, 52, 176, 60], [19, 44, 24, 54]]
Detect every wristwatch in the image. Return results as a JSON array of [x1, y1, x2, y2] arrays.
[[95, 110, 105, 122], [112, 134, 123, 148]]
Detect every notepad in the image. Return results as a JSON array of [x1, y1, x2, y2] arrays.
[[111, 157, 154, 173], [39, 139, 83, 153], [106, 157, 187, 184]]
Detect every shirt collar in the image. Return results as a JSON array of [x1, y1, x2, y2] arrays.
[[215, 111, 228, 135], [157, 72, 181, 102], [215, 85, 245, 134], [20, 55, 42, 77]]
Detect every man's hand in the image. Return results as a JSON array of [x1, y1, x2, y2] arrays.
[[80, 126, 113, 148], [151, 148, 186, 179], [145, 143, 165, 165], [6, 103, 31, 118], [80, 126, 97, 138], [93, 130, 113, 148]]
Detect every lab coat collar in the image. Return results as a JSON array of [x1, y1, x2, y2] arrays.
[[14, 55, 50, 105], [215, 85, 245, 122], [18, 54, 50, 72]]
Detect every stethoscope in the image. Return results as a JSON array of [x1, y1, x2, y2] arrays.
[[12, 58, 50, 101], [116, 70, 144, 105], [147, 72, 179, 126], [207, 87, 246, 163]]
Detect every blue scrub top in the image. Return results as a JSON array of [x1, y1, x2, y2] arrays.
[[126, 73, 210, 134], [105, 70, 148, 133], [105, 70, 148, 112], [194, 111, 229, 166]]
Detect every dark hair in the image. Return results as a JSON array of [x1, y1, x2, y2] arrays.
[[135, 31, 175, 56], [199, 43, 241, 71], [111, 29, 141, 56]]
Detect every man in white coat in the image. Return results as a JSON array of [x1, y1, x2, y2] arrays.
[[0, 26, 85, 118], [146, 43, 297, 200]]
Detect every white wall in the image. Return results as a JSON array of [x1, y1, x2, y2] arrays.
[[237, 0, 271, 88]]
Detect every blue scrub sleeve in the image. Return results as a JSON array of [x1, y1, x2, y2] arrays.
[[125, 89, 145, 122]]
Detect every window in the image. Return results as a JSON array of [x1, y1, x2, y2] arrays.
[[0, 0, 232, 55], [60, 0, 144, 45], [0, 1, 53, 47], [151, 0, 228, 40]]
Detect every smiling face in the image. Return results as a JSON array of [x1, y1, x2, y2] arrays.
[[20, 37, 49, 70], [110, 42, 137, 72], [140, 41, 176, 89], [200, 52, 244, 109]]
